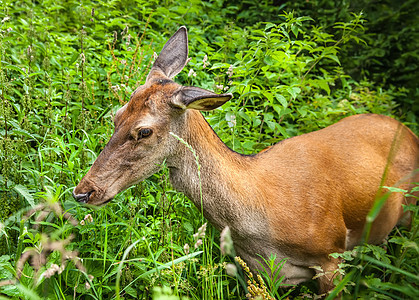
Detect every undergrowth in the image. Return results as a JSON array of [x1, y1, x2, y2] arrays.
[[0, 0, 418, 299]]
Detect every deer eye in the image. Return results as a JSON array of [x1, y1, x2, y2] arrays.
[[138, 128, 152, 139]]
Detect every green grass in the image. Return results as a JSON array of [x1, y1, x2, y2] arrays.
[[1, 0, 418, 299]]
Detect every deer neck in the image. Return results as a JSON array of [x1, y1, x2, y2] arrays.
[[167, 110, 256, 229]]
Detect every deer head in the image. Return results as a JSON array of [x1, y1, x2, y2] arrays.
[[73, 27, 232, 205]]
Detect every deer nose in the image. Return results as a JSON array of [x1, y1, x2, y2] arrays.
[[72, 190, 93, 204]]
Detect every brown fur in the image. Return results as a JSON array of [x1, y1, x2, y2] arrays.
[[73, 27, 419, 293]]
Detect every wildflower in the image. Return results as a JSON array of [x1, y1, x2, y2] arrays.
[[85, 281, 91, 290], [202, 54, 209, 68], [7, 27, 12, 33], [188, 69, 197, 77], [80, 220, 85, 225], [111, 85, 121, 92], [84, 214, 93, 223], [125, 34, 131, 46], [91, 8, 95, 17], [226, 65, 234, 78], [1, 16, 10, 23], [153, 52, 158, 60], [124, 75, 129, 81], [224, 86, 229, 91], [127, 47, 132, 51], [220, 226, 234, 255], [80, 53, 86, 64], [194, 239, 202, 248], [215, 84, 224, 91], [184, 243, 190, 255], [227, 116, 236, 128], [120, 59, 126, 65]]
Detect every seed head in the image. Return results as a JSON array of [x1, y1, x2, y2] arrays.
[[193, 222, 207, 240], [113, 31, 117, 44], [121, 25, 128, 36], [184, 243, 190, 255], [194, 239, 203, 248], [225, 263, 237, 276], [220, 226, 234, 255]]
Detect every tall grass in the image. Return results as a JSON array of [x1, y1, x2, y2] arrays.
[[0, 1, 418, 299]]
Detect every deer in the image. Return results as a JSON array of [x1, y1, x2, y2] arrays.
[[73, 26, 419, 293]]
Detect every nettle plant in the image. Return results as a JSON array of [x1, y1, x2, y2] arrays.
[[206, 12, 391, 154]]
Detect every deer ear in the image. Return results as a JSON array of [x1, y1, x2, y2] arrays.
[[173, 86, 233, 111], [148, 26, 188, 80]]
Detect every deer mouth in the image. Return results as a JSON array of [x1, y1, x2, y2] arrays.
[[72, 188, 115, 206], [72, 190, 93, 204]]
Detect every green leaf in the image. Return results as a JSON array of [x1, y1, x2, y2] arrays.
[[327, 54, 341, 65], [275, 93, 288, 107], [125, 286, 137, 298], [317, 80, 330, 95], [265, 23, 276, 31], [67, 51, 80, 66], [264, 54, 274, 65], [238, 110, 252, 123], [13, 185, 35, 209], [262, 91, 274, 104], [276, 124, 289, 138], [383, 186, 407, 193], [291, 24, 299, 38], [16, 284, 43, 300], [266, 120, 276, 131], [1, 62, 25, 74], [287, 86, 300, 99], [362, 255, 419, 281]]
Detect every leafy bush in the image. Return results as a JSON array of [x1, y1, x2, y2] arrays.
[[287, 0, 419, 129], [0, 0, 417, 299]]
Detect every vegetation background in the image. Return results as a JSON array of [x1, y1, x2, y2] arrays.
[[0, 0, 418, 299]]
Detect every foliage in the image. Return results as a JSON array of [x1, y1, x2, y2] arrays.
[[286, 0, 419, 130], [0, 0, 418, 299], [255, 254, 293, 299]]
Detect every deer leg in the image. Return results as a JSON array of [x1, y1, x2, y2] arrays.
[[316, 257, 341, 295]]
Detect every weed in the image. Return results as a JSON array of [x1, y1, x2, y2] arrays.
[[0, 1, 417, 299]]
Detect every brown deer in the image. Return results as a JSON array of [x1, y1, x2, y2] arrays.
[[73, 26, 419, 293]]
